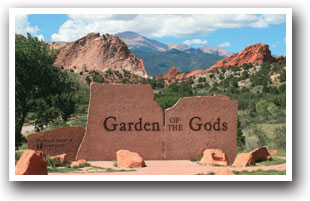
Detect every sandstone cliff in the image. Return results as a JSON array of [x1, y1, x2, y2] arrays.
[[186, 43, 282, 78], [51, 33, 147, 78]]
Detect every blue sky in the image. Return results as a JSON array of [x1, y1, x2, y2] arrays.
[[16, 14, 286, 56]]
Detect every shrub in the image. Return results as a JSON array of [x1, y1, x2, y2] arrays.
[[273, 125, 286, 149], [198, 77, 206, 83]]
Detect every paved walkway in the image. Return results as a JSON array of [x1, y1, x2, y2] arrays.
[[49, 159, 286, 175]]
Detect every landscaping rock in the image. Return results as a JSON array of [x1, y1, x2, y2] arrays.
[[116, 150, 146, 168], [250, 147, 272, 162], [70, 159, 87, 168], [215, 168, 235, 175], [15, 150, 48, 175], [232, 153, 255, 167], [50, 154, 68, 164], [199, 149, 229, 166]]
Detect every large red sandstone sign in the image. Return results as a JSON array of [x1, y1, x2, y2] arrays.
[[76, 83, 164, 160], [164, 95, 238, 163], [27, 126, 85, 161]]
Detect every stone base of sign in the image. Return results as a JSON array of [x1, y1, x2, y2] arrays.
[[27, 126, 85, 161], [164, 95, 238, 163], [76, 83, 164, 161]]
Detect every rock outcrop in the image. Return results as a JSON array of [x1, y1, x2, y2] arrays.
[[185, 43, 279, 78], [116, 150, 146, 168], [199, 149, 229, 166], [51, 33, 147, 77], [156, 66, 186, 83], [15, 150, 48, 175], [208, 43, 276, 70]]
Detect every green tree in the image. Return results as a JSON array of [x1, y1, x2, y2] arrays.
[[15, 34, 80, 149], [237, 118, 245, 151]]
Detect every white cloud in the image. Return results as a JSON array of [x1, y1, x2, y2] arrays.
[[36, 34, 44, 41], [15, 14, 44, 40], [183, 39, 208, 46], [51, 14, 286, 42], [218, 42, 231, 47]]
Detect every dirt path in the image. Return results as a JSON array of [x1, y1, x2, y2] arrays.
[[49, 159, 286, 175], [21, 125, 35, 134]]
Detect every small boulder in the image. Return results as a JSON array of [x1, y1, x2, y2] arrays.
[[250, 147, 272, 162], [70, 159, 87, 168], [215, 168, 235, 175], [50, 154, 68, 164], [199, 149, 229, 166], [232, 153, 255, 167], [15, 150, 48, 175], [269, 150, 279, 155], [116, 150, 146, 168]]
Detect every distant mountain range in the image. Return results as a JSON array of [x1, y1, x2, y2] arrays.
[[114, 31, 232, 75], [130, 49, 224, 76], [115, 31, 233, 57]]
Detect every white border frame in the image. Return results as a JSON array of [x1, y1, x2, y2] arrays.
[[9, 8, 292, 181]]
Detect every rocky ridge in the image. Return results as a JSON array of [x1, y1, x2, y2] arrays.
[[51, 33, 148, 78], [186, 43, 283, 78]]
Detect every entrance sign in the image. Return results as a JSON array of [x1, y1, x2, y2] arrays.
[[164, 95, 238, 163], [76, 83, 164, 160]]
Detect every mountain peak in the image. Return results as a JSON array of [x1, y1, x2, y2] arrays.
[[115, 31, 142, 39]]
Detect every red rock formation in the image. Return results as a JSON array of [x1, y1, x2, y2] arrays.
[[70, 159, 87, 168], [232, 153, 255, 167], [199, 149, 229, 166], [249, 147, 272, 162], [15, 34, 26, 40], [156, 66, 186, 82], [116, 150, 146, 168], [209, 43, 276, 70], [187, 43, 277, 77], [15, 150, 48, 175], [51, 33, 147, 77], [276, 55, 285, 62]]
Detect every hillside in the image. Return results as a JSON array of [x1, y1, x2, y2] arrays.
[[131, 49, 224, 76]]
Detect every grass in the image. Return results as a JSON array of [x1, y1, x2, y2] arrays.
[[255, 157, 286, 166], [188, 155, 203, 162], [47, 163, 136, 174], [233, 169, 286, 175], [48, 162, 91, 173], [196, 172, 215, 175], [19, 143, 28, 150], [68, 116, 87, 127]]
